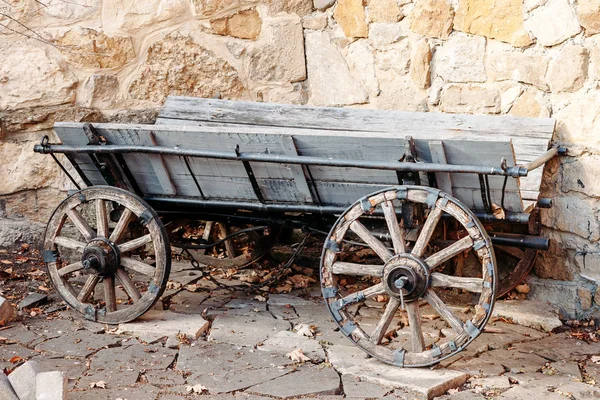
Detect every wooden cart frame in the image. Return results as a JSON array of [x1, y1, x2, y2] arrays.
[[33, 97, 563, 367]]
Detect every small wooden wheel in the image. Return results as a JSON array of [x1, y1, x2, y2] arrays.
[[320, 186, 497, 367], [43, 186, 170, 324], [170, 220, 279, 270]]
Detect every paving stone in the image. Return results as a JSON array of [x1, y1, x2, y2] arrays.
[[0, 296, 15, 324], [0, 323, 38, 346], [189, 366, 292, 394], [326, 344, 370, 371], [437, 389, 486, 399], [90, 342, 178, 371], [0, 374, 19, 400], [0, 343, 39, 364], [167, 290, 212, 315], [77, 368, 140, 389], [157, 395, 187, 400], [224, 298, 267, 311], [269, 305, 299, 320], [8, 360, 39, 400], [496, 384, 566, 399], [492, 300, 562, 332], [512, 334, 600, 361], [116, 310, 210, 343], [145, 369, 186, 386], [31, 356, 87, 390], [34, 331, 120, 357], [257, 331, 326, 362], [69, 386, 160, 400], [17, 293, 48, 310], [293, 304, 334, 323], [36, 371, 67, 400], [449, 349, 548, 376], [342, 374, 393, 398], [208, 313, 290, 347], [168, 269, 204, 286], [550, 360, 582, 378], [26, 318, 86, 339], [470, 375, 511, 389], [248, 365, 341, 398], [338, 359, 468, 399], [268, 294, 318, 306]]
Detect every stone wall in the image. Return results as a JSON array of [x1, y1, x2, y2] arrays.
[[1, 0, 600, 318]]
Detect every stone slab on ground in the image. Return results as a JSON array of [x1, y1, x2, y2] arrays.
[[90, 342, 177, 371], [267, 294, 318, 306], [34, 331, 121, 357], [116, 310, 210, 343], [0, 374, 19, 400], [8, 360, 39, 400], [0, 296, 14, 324], [167, 290, 212, 315], [144, 369, 186, 386], [339, 358, 468, 399], [247, 365, 341, 398], [326, 344, 371, 371], [31, 356, 87, 391], [17, 293, 48, 310], [257, 330, 326, 362], [189, 366, 292, 394], [342, 375, 393, 398], [492, 300, 562, 332], [449, 349, 548, 376], [208, 313, 290, 347], [470, 375, 511, 390], [69, 386, 160, 400], [36, 371, 67, 400], [77, 368, 140, 389], [224, 298, 267, 312], [511, 333, 600, 361]]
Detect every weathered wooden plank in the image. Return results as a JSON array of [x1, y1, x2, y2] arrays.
[[279, 136, 313, 203], [429, 141, 453, 195]]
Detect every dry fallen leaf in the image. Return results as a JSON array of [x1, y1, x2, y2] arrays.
[[422, 314, 440, 321], [286, 348, 311, 363], [90, 380, 107, 389], [186, 384, 207, 394], [294, 323, 317, 337], [254, 295, 267, 302], [9, 356, 23, 364], [0, 260, 12, 265], [591, 355, 600, 364]]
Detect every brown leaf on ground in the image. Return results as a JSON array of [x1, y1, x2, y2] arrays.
[[90, 380, 107, 389], [288, 274, 316, 289], [286, 348, 311, 363]]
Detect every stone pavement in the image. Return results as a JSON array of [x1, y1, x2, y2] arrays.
[[2, 262, 600, 399]]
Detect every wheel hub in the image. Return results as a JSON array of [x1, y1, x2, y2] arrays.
[[382, 254, 430, 302], [82, 238, 120, 277]]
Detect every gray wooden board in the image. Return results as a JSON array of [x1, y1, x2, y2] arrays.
[[54, 122, 525, 212], [157, 96, 555, 199]]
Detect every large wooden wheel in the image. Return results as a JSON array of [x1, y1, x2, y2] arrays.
[[320, 186, 497, 367], [43, 186, 170, 324]]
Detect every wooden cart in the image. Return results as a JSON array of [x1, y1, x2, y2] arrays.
[[33, 96, 561, 367]]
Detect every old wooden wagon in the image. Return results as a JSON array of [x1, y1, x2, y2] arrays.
[[33, 96, 561, 367]]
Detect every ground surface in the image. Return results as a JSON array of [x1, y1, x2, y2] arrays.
[[2, 245, 600, 400]]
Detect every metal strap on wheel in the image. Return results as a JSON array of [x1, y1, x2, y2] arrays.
[[465, 320, 481, 339], [393, 349, 406, 367]]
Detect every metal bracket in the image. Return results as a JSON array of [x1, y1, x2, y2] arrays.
[[148, 282, 160, 295], [474, 239, 488, 251], [465, 320, 481, 339], [393, 349, 406, 367], [42, 250, 59, 263], [84, 305, 97, 322], [448, 341, 457, 351], [425, 189, 441, 208], [431, 345, 442, 358], [486, 262, 494, 276], [139, 209, 155, 226], [482, 302, 491, 311], [322, 287, 338, 299], [396, 187, 408, 200], [466, 219, 476, 228], [483, 281, 492, 289], [360, 197, 373, 213], [324, 239, 341, 253], [340, 321, 357, 336], [397, 136, 421, 185], [439, 197, 449, 207]]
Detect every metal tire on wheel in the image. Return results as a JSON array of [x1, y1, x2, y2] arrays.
[[320, 185, 497, 367], [43, 186, 170, 324]]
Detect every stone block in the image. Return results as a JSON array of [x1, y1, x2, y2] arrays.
[[508, 90, 549, 118], [305, 31, 367, 106], [8, 361, 39, 400], [540, 195, 600, 241], [334, 0, 368, 38], [43, 0, 99, 19], [410, 38, 432, 89], [440, 84, 500, 114], [102, 0, 190, 34], [248, 366, 340, 398], [17, 293, 48, 310], [454, 0, 532, 46], [486, 42, 549, 90], [79, 74, 119, 109], [579, 0, 600, 36], [116, 310, 210, 343], [410, 0, 454, 39], [57, 27, 135, 68], [492, 300, 562, 332], [524, 0, 581, 46], [546, 44, 588, 93], [302, 12, 328, 30], [208, 313, 290, 347], [257, 330, 326, 362], [346, 40, 379, 94], [369, 22, 407, 50], [0, 296, 15, 325], [434, 33, 486, 83], [368, 0, 402, 23], [526, 276, 597, 320], [211, 8, 262, 40], [314, 0, 335, 10], [0, 374, 18, 400], [36, 371, 67, 400]]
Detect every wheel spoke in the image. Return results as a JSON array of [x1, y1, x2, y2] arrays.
[[109, 208, 133, 243], [425, 236, 474, 269], [77, 275, 99, 302], [104, 276, 117, 312], [54, 236, 86, 252], [67, 209, 96, 241], [121, 257, 156, 276], [370, 297, 400, 344], [58, 261, 84, 277], [218, 223, 236, 259], [423, 289, 464, 334], [116, 268, 142, 301], [336, 283, 385, 309], [411, 207, 443, 258], [331, 261, 383, 277], [96, 199, 109, 238], [118, 234, 152, 253], [381, 200, 406, 254], [349, 221, 393, 262], [406, 302, 425, 352], [430, 273, 483, 293]]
